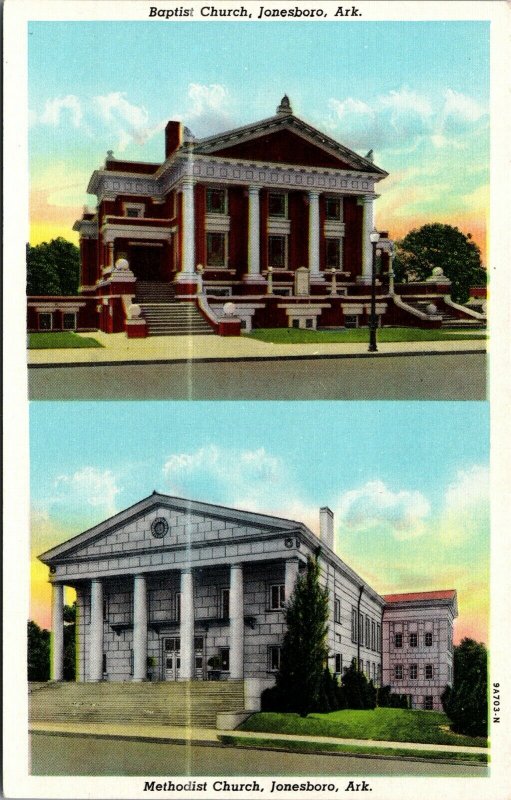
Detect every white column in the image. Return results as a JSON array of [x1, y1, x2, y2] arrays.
[[230, 564, 244, 680], [133, 574, 148, 682], [285, 559, 299, 603], [90, 579, 104, 681], [308, 191, 321, 280], [179, 569, 194, 680], [181, 177, 195, 275], [51, 583, 64, 681], [360, 195, 374, 283], [246, 187, 261, 280]]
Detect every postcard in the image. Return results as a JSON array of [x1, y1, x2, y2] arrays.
[[3, 1, 510, 799]]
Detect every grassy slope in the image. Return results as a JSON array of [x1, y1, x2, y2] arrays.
[[245, 328, 485, 344], [239, 709, 487, 748], [28, 333, 103, 349]]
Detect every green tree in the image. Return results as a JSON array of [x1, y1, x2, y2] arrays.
[[341, 659, 377, 709], [27, 621, 50, 681], [27, 237, 80, 296], [441, 637, 487, 737], [276, 556, 330, 716], [394, 223, 487, 303]]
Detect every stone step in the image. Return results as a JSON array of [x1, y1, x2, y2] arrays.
[[138, 302, 215, 336]]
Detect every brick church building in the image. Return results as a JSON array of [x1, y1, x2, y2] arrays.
[[28, 96, 484, 336], [39, 492, 457, 712]]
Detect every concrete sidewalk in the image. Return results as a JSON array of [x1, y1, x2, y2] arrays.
[[29, 721, 488, 755], [28, 331, 487, 367]]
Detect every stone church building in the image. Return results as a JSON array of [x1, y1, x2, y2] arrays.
[[39, 493, 456, 711]]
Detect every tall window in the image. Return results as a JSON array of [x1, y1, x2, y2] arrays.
[[359, 613, 364, 646], [220, 648, 230, 671], [351, 608, 357, 643], [206, 232, 227, 267], [325, 239, 341, 269], [365, 617, 371, 649], [371, 620, 376, 651], [394, 633, 403, 648], [425, 632, 433, 647], [409, 664, 418, 680], [270, 584, 285, 610], [334, 597, 341, 623], [38, 312, 52, 331], [376, 623, 381, 652], [410, 633, 418, 647], [268, 192, 287, 218], [395, 664, 403, 680], [63, 312, 77, 331], [424, 696, 434, 710], [220, 588, 230, 619], [335, 653, 342, 674], [268, 645, 281, 672], [425, 664, 434, 680], [206, 188, 226, 214], [268, 235, 286, 268]]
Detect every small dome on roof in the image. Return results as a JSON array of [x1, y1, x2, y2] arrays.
[[276, 95, 292, 115]]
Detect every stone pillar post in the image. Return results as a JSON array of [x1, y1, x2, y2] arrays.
[[90, 578, 104, 681], [181, 177, 195, 275], [51, 583, 64, 681], [230, 564, 244, 679], [359, 196, 374, 284], [308, 191, 321, 279], [133, 574, 148, 682], [245, 187, 261, 282], [285, 558, 299, 603], [107, 242, 114, 269], [179, 569, 194, 680]]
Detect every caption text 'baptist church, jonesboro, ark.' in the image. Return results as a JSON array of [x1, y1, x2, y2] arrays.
[[39, 493, 457, 713], [27, 96, 484, 337]]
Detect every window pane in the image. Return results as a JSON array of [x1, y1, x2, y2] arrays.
[[206, 232, 226, 266], [268, 193, 286, 217], [326, 198, 341, 220], [326, 239, 340, 269], [220, 648, 230, 671], [63, 313, 76, 330], [206, 189, 226, 214], [268, 236, 286, 268], [39, 313, 52, 330]]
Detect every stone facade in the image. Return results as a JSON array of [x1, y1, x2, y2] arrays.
[[40, 494, 456, 708]]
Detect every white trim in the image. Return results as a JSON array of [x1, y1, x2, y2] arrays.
[[123, 202, 145, 218], [205, 213, 230, 233], [101, 223, 172, 243], [267, 218, 291, 235], [324, 221, 346, 238]]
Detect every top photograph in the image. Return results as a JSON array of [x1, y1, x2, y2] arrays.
[[26, 18, 488, 400]]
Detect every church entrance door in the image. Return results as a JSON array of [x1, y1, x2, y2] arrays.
[[162, 636, 180, 680]]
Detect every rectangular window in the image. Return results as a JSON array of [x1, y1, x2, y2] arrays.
[[62, 312, 77, 330], [220, 648, 230, 672], [371, 620, 376, 651], [409, 664, 418, 680], [268, 645, 281, 672], [359, 613, 364, 646], [126, 208, 141, 218], [206, 188, 226, 214], [425, 664, 434, 680], [351, 608, 357, 643], [334, 597, 341, 623], [344, 315, 358, 329], [268, 235, 286, 268], [130, 650, 134, 676], [325, 197, 341, 220], [268, 192, 287, 218], [102, 653, 107, 675], [424, 696, 434, 710], [220, 588, 230, 619], [425, 632, 433, 647], [270, 584, 285, 610], [410, 633, 418, 647], [335, 653, 342, 674], [174, 592, 181, 622], [395, 664, 403, 680], [206, 232, 227, 267], [365, 618, 370, 649], [366, 660, 371, 677], [325, 238, 341, 269], [394, 633, 403, 648], [124, 203, 145, 218], [38, 312, 52, 331], [377, 664, 381, 684], [376, 623, 381, 652]]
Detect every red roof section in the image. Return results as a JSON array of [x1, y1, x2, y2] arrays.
[[384, 590, 456, 603]]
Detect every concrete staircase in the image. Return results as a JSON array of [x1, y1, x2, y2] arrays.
[[404, 300, 485, 329], [29, 681, 245, 728], [135, 281, 214, 336]]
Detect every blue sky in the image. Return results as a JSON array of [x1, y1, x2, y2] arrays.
[[30, 401, 489, 642], [28, 20, 489, 257]]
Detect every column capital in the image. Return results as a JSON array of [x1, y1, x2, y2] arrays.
[[308, 189, 320, 199], [248, 185, 260, 195], [181, 176, 195, 189], [362, 194, 375, 204]]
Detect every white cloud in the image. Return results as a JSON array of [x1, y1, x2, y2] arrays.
[[439, 465, 489, 545], [54, 467, 120, 517], [442, 89, 486, 125], [39, 95, 83, 128], [335, 479, 431, 540]]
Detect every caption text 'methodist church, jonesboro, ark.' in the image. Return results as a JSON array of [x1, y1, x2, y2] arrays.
[[39, 492, 457, 714], [27, 96, 484, 337]]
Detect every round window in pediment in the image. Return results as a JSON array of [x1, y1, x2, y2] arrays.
[[151, 517, 169, 539]]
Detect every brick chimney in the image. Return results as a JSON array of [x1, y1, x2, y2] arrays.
[[165, 121, 183, 158], [319, 507, 334, 551]]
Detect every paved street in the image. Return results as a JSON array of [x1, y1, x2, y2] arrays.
[[30, 733, 486, 777], [29, 352, 486, 400]]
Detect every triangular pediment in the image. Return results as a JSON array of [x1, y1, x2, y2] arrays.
[[194, 114, 386, 176], [39, 493, 302, 564]]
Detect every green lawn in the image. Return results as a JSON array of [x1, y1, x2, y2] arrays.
[[239, 709, 487, 748], [28, 332, 103, 349], [220, 736, 488, 764], [245, 327, 486, 344]]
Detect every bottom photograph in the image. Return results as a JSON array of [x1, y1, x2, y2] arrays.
[[28, 401, 489, 780]]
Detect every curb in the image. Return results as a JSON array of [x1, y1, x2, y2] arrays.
[[27, 349, 486, 370]]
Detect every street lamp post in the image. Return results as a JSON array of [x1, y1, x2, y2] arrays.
[[368, 230, 380, 352]]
